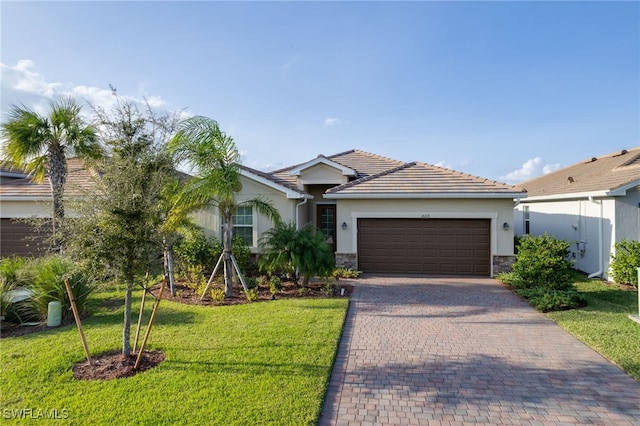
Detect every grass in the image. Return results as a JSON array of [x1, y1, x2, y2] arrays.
[[0, 285, 349, 425], [546, 278, 640, 382]]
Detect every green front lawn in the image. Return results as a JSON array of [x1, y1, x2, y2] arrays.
[[546, 278, 640, 382], [1, 286, 349, 425]]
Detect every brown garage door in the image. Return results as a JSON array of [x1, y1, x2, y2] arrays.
[[357, 218, 490, 275], [0, 218, 50, 258]]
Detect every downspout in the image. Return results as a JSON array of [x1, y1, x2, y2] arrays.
[[295, 198, 308, 230], [587, 195, 604, 278]]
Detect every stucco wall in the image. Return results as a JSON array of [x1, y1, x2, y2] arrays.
[[515, 197, 617, 279], [191, 175, 298, 251], [615, 186, 640, 243], [0, 199, 52, 218], [334, 198, 515, 257], [297, 164, 348, 186]]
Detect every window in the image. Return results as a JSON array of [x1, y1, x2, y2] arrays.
[[523, 206, 530, 234], [233, 206, 253, 246]]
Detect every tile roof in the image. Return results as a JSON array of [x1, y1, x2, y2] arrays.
[[515, 147, 640, 198], [0, 158, 98, 198], [269, 149, 405, 187], [326, 161, 523, 197], [240, 164, 310, 197]]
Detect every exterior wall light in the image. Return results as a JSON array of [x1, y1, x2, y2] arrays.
[[341, 222, 348, 230], [503, 222, 510, 231]]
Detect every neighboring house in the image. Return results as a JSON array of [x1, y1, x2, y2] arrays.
[[0, 158, 96, 257], [195, 149, 525, 277], [514, 147, 640, 280]]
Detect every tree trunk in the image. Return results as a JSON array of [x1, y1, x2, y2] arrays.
[[47, 148, 67, 253], [222, 208, 234, 298], [164, 242, 177, 297], [123, 262, 134, 357]]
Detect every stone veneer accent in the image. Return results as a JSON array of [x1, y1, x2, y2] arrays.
[[335, 253, 358, 270], [493, 255, 516, 275]]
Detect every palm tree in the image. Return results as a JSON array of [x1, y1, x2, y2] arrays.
[[169, 116, 281, 297], [1, 97, 101, 250]]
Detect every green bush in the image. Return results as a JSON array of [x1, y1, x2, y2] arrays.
[[258, 222, 335, 286], [174, 229, 218, 274], [243, 288, 258, 303], [18, 255, 94, 323], [333, 268, 362, 279], [514, 287, 585, 312], [175, 229, 251, 289], [610, 240, 640, 287], [1, 257, 27, 319], [512, 233, 574, 290], [269, 275, 282, 296], [210, 288, 225, 302]]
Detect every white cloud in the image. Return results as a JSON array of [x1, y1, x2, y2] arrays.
[[1, 59, 177, 122], [500, 157, 561, 184], [434, 160, 452, 169], [324, 117, 350, 127]]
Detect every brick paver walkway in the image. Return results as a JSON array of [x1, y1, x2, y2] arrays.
[[319, 275, 640, 426]]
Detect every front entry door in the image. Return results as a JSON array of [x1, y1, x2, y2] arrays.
[[317, 205, 336, 254]]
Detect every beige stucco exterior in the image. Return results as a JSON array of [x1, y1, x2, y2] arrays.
[[0, 199, 52, 218]]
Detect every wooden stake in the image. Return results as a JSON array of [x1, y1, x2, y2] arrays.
[[134, 280, 165, 370], [133, 284, 148, 354], [64, 279, 93, 366]]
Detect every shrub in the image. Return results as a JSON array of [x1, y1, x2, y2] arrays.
[[258, 222, 335, 286], [210, 288, 225, 302], [19, 255, 94, 323], [512, 233, 574, 290], [514, 287, 585, 312], [243, 288, 258, 303], [333, 268, 362, 279], [174, 229, 218, 275], [610, 240, 640, 287], [269, 275, 282, 296], [0, 257, 27, 319]]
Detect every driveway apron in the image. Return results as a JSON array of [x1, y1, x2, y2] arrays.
[[319, 275, 640, 426]]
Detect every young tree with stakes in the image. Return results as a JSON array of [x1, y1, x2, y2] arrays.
[[169, 116, 281, 298]]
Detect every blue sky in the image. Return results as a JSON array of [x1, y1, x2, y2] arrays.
[[1, 1, 638, 184]]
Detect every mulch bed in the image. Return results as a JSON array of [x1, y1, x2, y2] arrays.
[[162, 278, 354, 306], [73, 350, 166, 381]]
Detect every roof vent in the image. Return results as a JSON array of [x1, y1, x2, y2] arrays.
[[567, 176, 574, 183], [621, 149, 628, 155], [591, 157, 597, 162]]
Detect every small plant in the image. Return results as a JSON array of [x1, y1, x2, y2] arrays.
[[297, 287, 306, 296], [243, 288, 259, 303], [610, 239, 640, 287], [333, 268, 362, 279], [323, 281, 336, 296], [210, 288, 225, 302], [269, 275, 282, 296], [0, 257, 26, 320], [18, 255, 94, 323]]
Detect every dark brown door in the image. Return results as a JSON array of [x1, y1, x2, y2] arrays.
[[357, 218, 490, 275], [317, 205, 336, 254]]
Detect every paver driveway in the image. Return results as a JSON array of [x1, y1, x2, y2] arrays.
[[319, 275, 640, 426]]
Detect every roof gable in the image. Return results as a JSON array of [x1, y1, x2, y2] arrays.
[[516, 147, 640, 198], [287, 155, 356, 177]]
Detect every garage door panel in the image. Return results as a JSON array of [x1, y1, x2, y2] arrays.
[[357, 218, 490, 276]]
